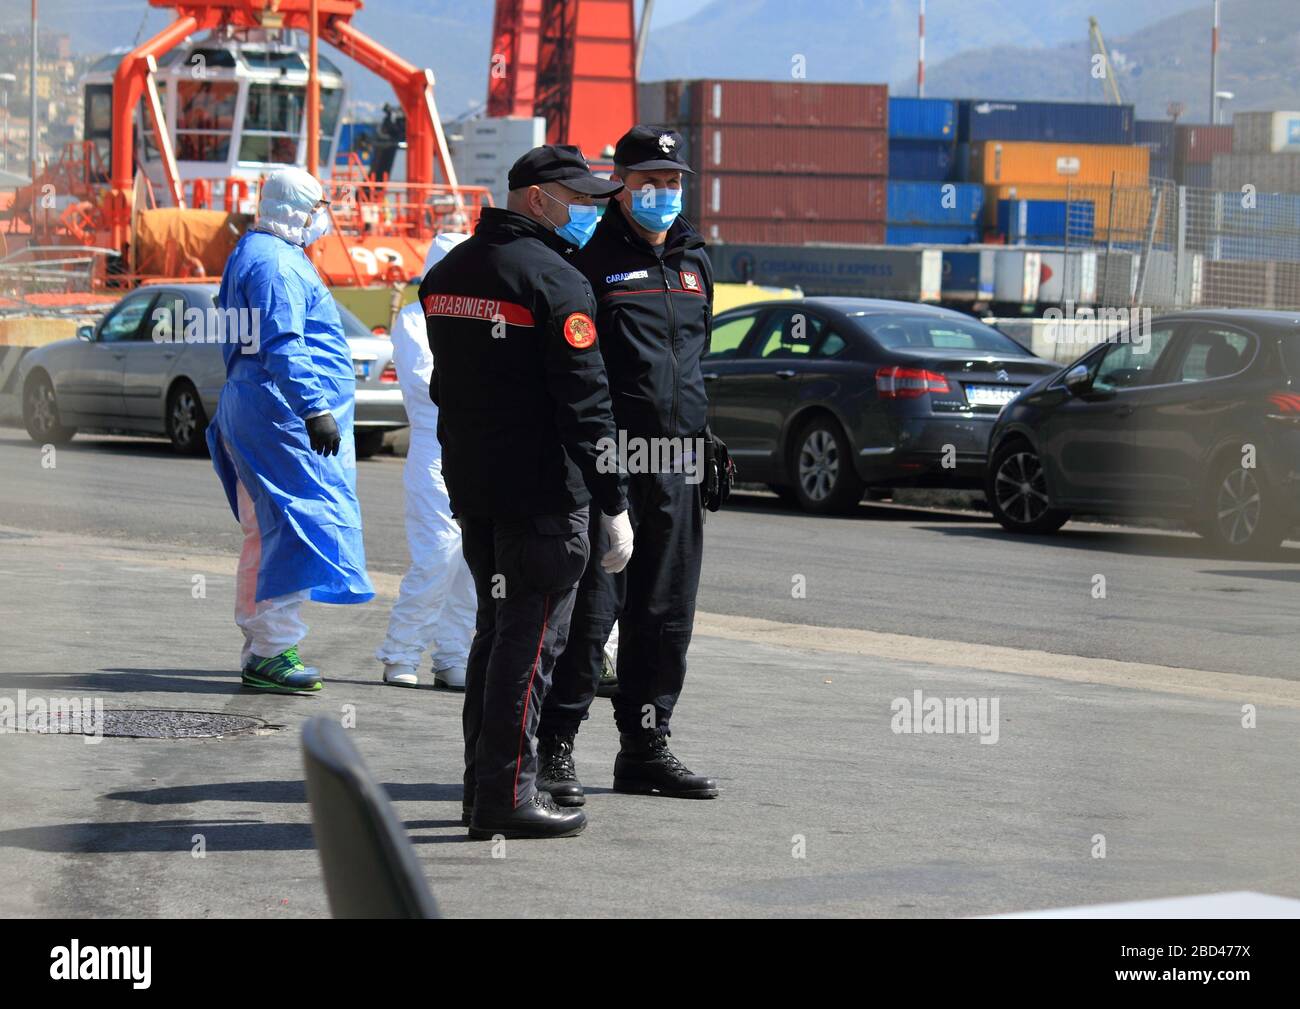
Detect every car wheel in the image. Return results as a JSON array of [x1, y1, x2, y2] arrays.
[[789, 416, 864, 514], [354, 429, 386, 459], [1200, 456, 1286, 557], [23, 373, 76, 444], [987, 441, 1069, 534], [166, 381, 209, 455]]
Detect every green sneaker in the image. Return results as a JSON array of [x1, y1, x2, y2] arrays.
[[595, 645, 619, 698], [241, 647, 322, 694]]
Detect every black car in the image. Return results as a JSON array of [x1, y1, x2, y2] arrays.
[[704, 297, 1059, 512], [986, 309, 1300, 555]]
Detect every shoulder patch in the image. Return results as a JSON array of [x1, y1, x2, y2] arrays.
[[563, 312, 596, 349]]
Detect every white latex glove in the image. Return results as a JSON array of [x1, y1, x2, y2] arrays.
[[600, 510, 634, 574]]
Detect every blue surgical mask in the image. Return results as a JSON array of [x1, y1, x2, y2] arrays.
[[628, 186, 683, 232], [541, 190, 599, 249]]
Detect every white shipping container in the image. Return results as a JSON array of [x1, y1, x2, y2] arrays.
[[993, 249, 1041, 303], [1232, 111, 1300, 154]]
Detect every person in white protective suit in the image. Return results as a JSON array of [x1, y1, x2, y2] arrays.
[[374, 233, 478, 689]]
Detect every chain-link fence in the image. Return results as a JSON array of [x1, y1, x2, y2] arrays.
[[1050, 174, 1300, 312]]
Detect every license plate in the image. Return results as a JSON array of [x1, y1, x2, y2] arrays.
[[965, 384, 1020, 407], [353, 360, 372, 380]]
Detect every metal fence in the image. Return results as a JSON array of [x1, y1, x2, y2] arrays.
[[1053, 174, 1300, 312]]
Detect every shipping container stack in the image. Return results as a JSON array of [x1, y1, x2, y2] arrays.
[[1175, 124, 1233, 189], [958, 99, 1144, 246], [1135, 119, 1175, 182], [1214, 111, 1300, 193], [637, 79, 889, 244], [885, 97, 983, 245]]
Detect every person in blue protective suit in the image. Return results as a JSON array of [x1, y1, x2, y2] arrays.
[[207, 166, 375, 694]]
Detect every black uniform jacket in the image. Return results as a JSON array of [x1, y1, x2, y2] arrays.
[[571, 205, 714, 440], [422, 207, 628, 519]]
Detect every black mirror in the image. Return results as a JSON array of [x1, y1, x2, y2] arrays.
[[1063, 363, 1092, 394], [77, 325, 94, 342]]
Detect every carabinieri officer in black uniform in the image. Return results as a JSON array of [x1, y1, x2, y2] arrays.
[[536, 125, 721, 805], [421, 145, 633, 840]]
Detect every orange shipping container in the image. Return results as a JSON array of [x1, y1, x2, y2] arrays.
[[986, 183, 1158, 241], [973, 141, 1149, 186]]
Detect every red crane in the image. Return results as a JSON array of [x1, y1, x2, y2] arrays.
[[488, 0, 637, 160]]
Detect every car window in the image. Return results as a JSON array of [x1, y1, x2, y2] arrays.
[[145, 295, 187, 343], [98, 294, 157, 343], [1173, 326, 1254, 382], [705, 312, 758, 359], [1090, 326, 1177, 391], [854, 313, 1028, 355], [751, 309, 825, 359], [814, 330, 850, 358]]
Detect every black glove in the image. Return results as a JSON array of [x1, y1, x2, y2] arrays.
[[306, 412, 341, 456], [703, 428, 735, 512]]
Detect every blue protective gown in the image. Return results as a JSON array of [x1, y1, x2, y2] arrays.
[[207, 230, 375, 605]]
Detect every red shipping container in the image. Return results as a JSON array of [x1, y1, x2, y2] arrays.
[[695, 219, 886, 245], [687, 79, 887, 129], [694, 172, 886, 221], [1174, 124, 1233, 165], [688, 125, 886, 176]]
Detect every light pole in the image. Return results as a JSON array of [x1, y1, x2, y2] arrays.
[[0, 73, 15, 173], [1214, 90, 1234, 127], [29, 0, 38, 179]]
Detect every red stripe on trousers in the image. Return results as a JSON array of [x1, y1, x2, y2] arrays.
[[513, 594, 551, 807]]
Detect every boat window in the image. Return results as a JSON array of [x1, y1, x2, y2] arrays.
[[317, 87, 343, 165], [241, 82, 304, 164], [138, 84, 168, 163], [176, 79, 237, 162], [242, 50, 307, 72]]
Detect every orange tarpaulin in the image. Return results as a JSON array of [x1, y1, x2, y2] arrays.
[[134, 208, 248, 278]]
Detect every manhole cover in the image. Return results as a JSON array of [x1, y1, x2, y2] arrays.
[[17, 708, 270, 739]]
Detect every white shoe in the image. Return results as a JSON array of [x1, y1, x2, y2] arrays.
[[433, 664, 467, 690], [383, 662, 420, 687]]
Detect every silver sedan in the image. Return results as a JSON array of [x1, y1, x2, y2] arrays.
[[18, 282, 408, 457]]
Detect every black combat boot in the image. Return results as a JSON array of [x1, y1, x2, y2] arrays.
[[613, 731, 718, 799], [537, 733, 585, 807], [469, 791, 587, 840]]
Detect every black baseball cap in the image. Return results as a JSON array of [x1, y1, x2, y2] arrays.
[[613, 125, 695, 174], [507, 144, 624, 196]]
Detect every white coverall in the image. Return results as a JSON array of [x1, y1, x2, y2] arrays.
[[374, 234, 477, 672]]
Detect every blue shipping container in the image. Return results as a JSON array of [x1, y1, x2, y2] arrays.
[[958, 99, 1135, 144], [941, 249, 997, 300], [887, 181, 983, 225], [889, 97, 957, 140], [997, 199, 1096, 243], [886, 224, 981, 246], [888, 139, 958, 182], [1208, 235, 1300, 263], [1218, 191, 1300, 230], [1135, 119, 1175, 160]]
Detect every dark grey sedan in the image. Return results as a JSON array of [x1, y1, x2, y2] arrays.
[[19, 283, 407, 457], [705, 297, 1058, 512]]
